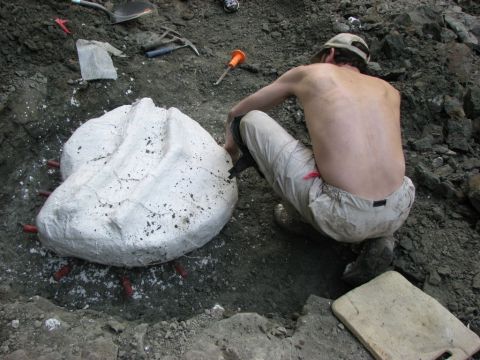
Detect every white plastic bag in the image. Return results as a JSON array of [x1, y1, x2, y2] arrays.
[[36, 98, 237, 267]]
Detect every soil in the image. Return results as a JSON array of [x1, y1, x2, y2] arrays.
[[0, 0, 479, 358]]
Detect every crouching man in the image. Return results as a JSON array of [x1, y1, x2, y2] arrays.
[[224, 33, 415, 285]]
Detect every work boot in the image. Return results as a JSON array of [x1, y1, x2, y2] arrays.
[[222, 0, 239, 13], [273, 203, 317, 238], [342, 236, 395, 287]]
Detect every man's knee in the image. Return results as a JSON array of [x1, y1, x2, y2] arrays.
[[239, 110, 277, 144], [228, 112, 266, 179]]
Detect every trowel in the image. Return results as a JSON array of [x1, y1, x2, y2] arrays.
[[71, 0, 155, 24]]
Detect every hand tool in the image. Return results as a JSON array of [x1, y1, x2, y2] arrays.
[[22, 224, 38, 234], [47, 159, 60, 168], [145, 37, 199, 58], [55, 18, 71, 34], [71, 0, 155, 24], [54, 264, 72, 281], [214, 49, 246, 86], [142, 26, 183, 52]]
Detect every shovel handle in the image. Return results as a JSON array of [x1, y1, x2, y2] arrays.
[[146, 45, 184, 58], [71, 0, 110, 16]]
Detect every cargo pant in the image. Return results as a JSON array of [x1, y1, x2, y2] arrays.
[[238, 110, 415, 243]]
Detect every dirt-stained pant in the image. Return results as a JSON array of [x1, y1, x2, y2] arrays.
[[239, 110, 415, 243]]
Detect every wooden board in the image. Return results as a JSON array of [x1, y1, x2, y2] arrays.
[[332, 271, 480, 360]]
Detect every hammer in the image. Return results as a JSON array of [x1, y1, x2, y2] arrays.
[[142, 26, 183, 52], [145, 36, 199, 58]]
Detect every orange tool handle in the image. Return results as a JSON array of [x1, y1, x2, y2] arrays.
[[228, 49, 246, 68]]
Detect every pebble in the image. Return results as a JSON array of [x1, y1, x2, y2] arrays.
[[399, 237, 414, 251], [11, 319, 19, 329], [273, 326, 287, 336], [448, 302, 459, 312], [332, 21, 350, 33], [432, 157, 444, 168], [428, 270, 442, 286], [437, 265, 451, 276], [107, 320, 126, 333]]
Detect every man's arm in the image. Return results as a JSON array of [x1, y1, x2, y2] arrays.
[[224, 66, 305, 160]]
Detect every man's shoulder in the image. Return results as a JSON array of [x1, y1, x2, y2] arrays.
[[295, 63, 336, 80]]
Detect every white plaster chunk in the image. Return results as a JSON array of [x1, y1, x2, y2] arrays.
[[36, 98, 237, 267]]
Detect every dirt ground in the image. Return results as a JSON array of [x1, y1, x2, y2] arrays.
[[0, 0, 479, 358]]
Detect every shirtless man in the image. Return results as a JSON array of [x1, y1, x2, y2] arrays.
[[224, 33, 415, 285]]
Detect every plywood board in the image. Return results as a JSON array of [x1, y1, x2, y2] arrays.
[[332, 271, 480, 360]]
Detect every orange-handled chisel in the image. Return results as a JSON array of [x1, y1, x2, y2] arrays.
[[214, 49, 246, 86]]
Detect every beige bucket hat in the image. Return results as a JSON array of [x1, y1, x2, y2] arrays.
[[311, 33, 370, 64]]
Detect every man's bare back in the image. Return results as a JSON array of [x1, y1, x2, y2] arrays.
[[295, 63, 405, 199], [225, 62, 405, 200]]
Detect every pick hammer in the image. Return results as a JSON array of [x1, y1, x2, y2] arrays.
[[146, 37, 199, 58]]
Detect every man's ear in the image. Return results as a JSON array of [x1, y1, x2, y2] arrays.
[[324, 48, 335, 63]]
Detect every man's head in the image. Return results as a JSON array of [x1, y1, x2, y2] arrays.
[[311, 33, 370, 73]]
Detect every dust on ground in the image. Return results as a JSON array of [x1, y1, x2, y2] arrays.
[[0, 0, 479, 355]]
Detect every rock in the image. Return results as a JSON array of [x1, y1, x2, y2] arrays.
[[464, 85, 480, 119], [367, 62, 382, 73], [430, 206, 445, 222], [467, 174, 480, 212], [107, 320, 126, 333], [433, 144, 455, 155], [44, 318, 61, 331], [11, 319, 19, 328], [181, 8, 194, 21], [463, 158, 480, 170], [422, 124, 444, 144], [444, 12, 478, 48], [446, 42, 473, 83], [332, 21, 350, 33], [432, 157, 444, 168], [439, 181, 464, 200], [437, 265, 452, 276], [441, 28, 458, 43], [133, 323, 149, 357], [446, 117, 472, 152], [428, 269, 442, 286], [185, 296, 370, 359], [381, 31, 406, 59], [394, 6, 443, 41], [416, 7, 444, 40], [411, 135, 434, 151], [444, 95, 466, 118], [339, 0, 351, 10], [427, 95, 444, 114], [399, 237, 414, 251], [415, 163, 441, 192], [434, 164, 454, 178]]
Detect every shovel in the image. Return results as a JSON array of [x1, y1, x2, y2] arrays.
[[71, 0, 155, 24]]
